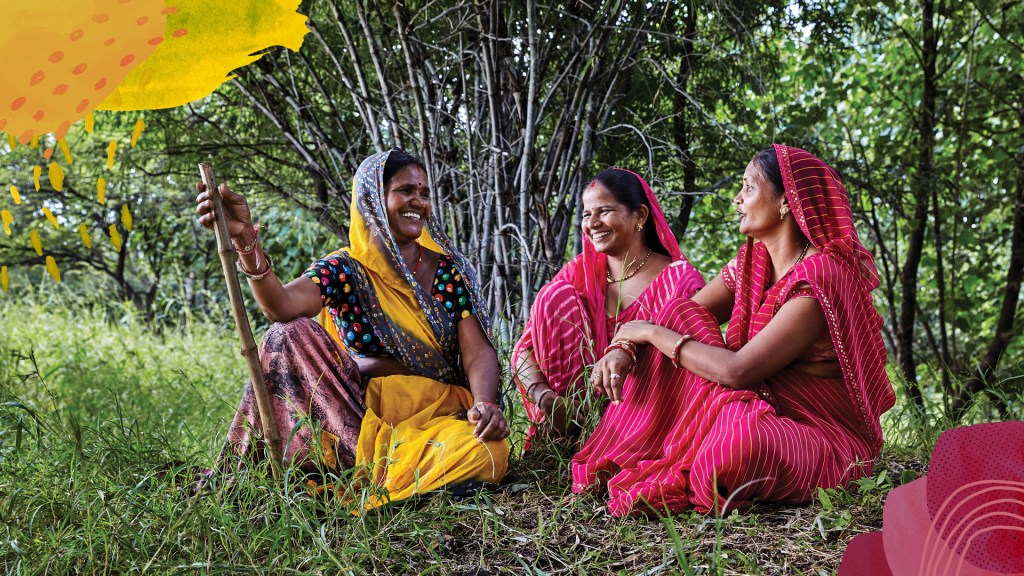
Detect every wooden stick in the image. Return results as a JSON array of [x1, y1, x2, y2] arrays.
[[199, 163, 284, 480]]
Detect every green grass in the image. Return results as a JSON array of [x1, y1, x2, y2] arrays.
[[0, 298, 940, 575]]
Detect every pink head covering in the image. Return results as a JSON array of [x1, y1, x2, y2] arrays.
[[774, 144, 881, 290], [555, 169, 692, 350]]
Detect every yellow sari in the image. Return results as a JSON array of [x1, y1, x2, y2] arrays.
[[318, 151, 507, 508]]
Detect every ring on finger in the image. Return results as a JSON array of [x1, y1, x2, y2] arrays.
[[609, 373, 620, 379]]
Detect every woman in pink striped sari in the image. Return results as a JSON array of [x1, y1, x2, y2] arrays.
[[573, 146, 896, 516], [512, 169, 704, 449]]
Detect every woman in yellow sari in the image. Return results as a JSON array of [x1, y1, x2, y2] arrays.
[[195, 149, 509, 507]]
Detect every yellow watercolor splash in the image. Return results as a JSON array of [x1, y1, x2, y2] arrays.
[[49, 162, 65, 191], [84, 112, 94, 133], [106, 139, 117, 169], [97, 176, 106, 203], [33, 166, 41, 191], [1, 210, 12, 235], [79, 223, 92, 248], [29, 230, 42, 256], [30, 136, 38, 149], [1, 266, 7, 292], [0, 0, 169, 143], [130, 117, 145, 147], [121, 204, 133, 231], [109, 224, 122, 251], [42, 207, 60, 229], [58, 138, 73, 165], [9, 186, 21, 205], [98, 0, 307, 111], [45, 256, 61, 282]]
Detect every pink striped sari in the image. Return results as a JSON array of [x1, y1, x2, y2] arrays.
[[512, 171, 704, 448], [571, 146, 896, 516]]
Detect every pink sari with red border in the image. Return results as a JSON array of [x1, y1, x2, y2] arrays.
[[511, 171, 704, 448], [571, 146, 896, 516]]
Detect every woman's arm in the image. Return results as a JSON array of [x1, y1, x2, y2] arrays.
[[614, 296, 829, 389], [196, 183, 322, 322], [458, 316, 509, 442], [353, 357, 413, 378]]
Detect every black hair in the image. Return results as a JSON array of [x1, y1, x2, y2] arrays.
[[383, 149, 425, 186], [753, 147, 785, 197], [591, 168, 670, 256]]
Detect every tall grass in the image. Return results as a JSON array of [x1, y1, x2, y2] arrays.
[[0, 295, 950, 575]]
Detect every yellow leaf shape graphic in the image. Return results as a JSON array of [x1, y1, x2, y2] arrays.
[[9, 186, 21, 205], [49, 162, 65, 192], [121, 204, 133, 232], [45, 256, 61, 282], [79, 223, 92, 248], [6, 134, 15, 150], [131, 117, 145, 147], [30, 136, 38, 149], [59, 138, 73, 165], [0, 0, 168, 143], [97, 177, 107, 204], [85, 112, 94, 133], [42, 207, 60, 229], [107, 140, 117, 169], [30, 230, 42, 256], [97, 0, 307, 111], [33, 166, 41, 191], [1, 210, 12, 235], [109, 224, 122, 251], [1, 266, 7, 292]]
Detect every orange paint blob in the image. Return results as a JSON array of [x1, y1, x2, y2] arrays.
[[92, 13, 110, 23], [69, 28, 84, 41], [56, 121, 71, 140], [172, 28, 188, 38], [104, 37, 116, 47], [94, 78, 107, 90], [30, 71, 45, 85], [48, 51, 64, 63], [53, 84, 68, 95], [33, 110, 44, 121], [76, 99, 90, 113], [72, 63, 88, 75], [147, 36, 163, 46], [11, 97, 26, 111], [161, 6, 177, 14], [43, 147, 54, 159], [120, 54, 135, 66], [137, 16, 149, 25], [0, 119, 5, 131], [18, 130, 33, 145]]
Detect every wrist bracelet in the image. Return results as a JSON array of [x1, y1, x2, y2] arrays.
[[238, 254, 274, 281], [536, 388, 555, 410], [671, 334, 693, 369], [604, 340, 637, 366], [473, 401, 500, 412], [234, 223, 261, 254]]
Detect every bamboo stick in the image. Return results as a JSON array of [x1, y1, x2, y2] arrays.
[[199, 163, 284, 480]]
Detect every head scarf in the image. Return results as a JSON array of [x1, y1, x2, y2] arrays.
[[324, 150, 491, 385], [733, 145, 894, 452], [554, 169, 697, 351]]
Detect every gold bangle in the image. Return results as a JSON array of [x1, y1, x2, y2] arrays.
[[671, 334, 693, 369], [238, 254, 274, 281]]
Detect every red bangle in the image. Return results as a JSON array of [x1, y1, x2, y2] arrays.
[[671, 334, 693, 369]]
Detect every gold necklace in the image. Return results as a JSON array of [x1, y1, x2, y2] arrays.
[[794, 242, 810, 266], [606, 249, 652, 284]]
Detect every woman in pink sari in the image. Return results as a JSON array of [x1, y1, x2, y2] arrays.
[[572, 146, 895, 516], [513, 168, 704, 448]]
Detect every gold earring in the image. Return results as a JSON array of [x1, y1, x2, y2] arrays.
[[636, 221, 644, 231], [779, 204, 789, 220]]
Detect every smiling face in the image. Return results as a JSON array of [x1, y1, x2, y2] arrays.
[[735, 159, 786, 238], [582, 181, 648, 258], [383, 164, 431, 244]]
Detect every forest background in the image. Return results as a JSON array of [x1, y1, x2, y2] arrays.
[[1, 0, 1022, 573]]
